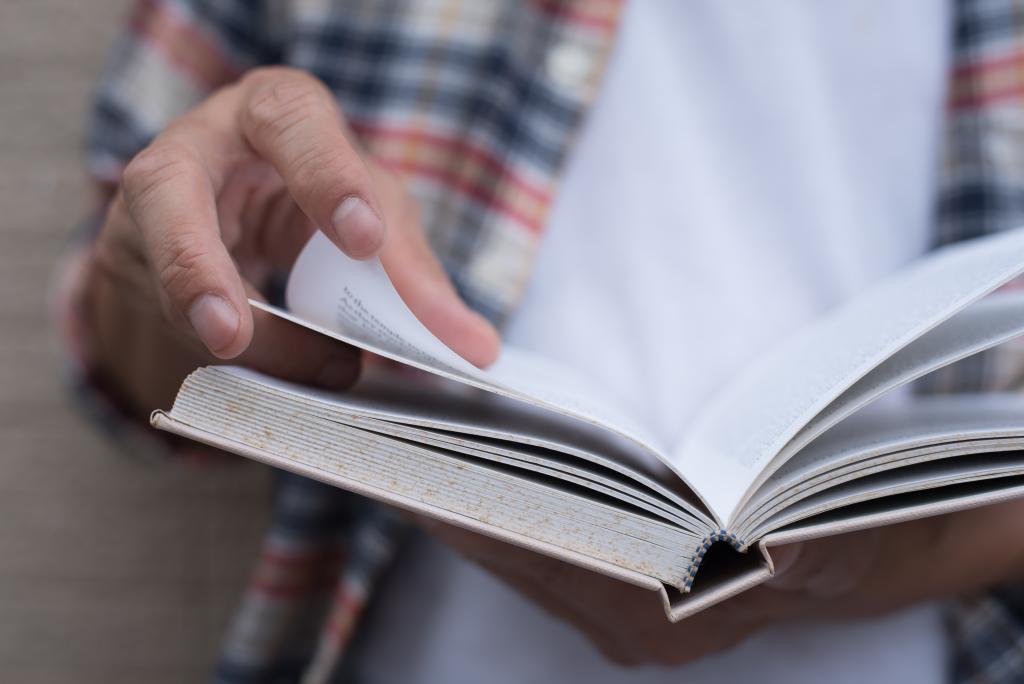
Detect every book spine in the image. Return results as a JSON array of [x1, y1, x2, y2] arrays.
[[681, 530, 746, 591]]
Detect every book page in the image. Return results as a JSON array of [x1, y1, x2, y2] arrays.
[[758, 394, 1024, 504], [210, 363, 689, 501], [780, 290, 1024, 460], [672, 227, 1024, 524], [735, 394, 1024, 536], [269, 232, 672, 472], [165, 374, 702, 589], [283, 232, 486, 380], [758, 479, 1024, 553], [752, 452, 1024, 539]]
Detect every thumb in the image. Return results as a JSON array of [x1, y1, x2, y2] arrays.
[[381, 235, 501, 368], [765, 543, 805, 589], [363, 161, 500, 368], [766, 530, 882, 598]]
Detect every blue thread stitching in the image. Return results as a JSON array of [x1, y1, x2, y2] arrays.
[[681, 530, 746, 591]]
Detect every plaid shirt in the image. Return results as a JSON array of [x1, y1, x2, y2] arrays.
[[61, 0, 1024, 681]]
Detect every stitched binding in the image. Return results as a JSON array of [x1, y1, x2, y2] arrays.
[[681, 530, 745, 591]]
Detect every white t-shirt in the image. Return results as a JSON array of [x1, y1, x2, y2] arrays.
[[356, 1, 952, 681]]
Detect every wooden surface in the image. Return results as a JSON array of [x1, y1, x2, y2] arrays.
[[0, 3, 271, 681]]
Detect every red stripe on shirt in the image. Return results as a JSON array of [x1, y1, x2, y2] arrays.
[[248, 574, 337, 599], [129, 0, 241, 92], [529, 0, 623, 33], [246, 544, 345, 598], [351, 121, 550, 232], [949, 50, 1024, 109], [260, 546, 346, 566], [350, 121, 551, 204], [324, 586, 364, 644], [248, 566, 340, 599], [380, 156, 544, 232]]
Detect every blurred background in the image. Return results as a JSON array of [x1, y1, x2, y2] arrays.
[[0, 2, 271, 681]]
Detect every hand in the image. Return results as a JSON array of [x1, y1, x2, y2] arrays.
[[82, 67, 499, 414], [425, 497, 1024, 666]]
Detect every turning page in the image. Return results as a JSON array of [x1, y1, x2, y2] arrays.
[[259, 232, 670, 471], [673, 228, 1024, 524]]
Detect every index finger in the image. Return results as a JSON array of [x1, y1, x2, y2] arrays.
[[237, 68, 387, 259], [120, 138, 253, 358]]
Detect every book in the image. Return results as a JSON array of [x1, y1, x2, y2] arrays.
[[153, 227, 1024, 621]]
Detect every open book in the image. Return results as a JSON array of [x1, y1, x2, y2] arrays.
[[154, 228, 1024, 621]]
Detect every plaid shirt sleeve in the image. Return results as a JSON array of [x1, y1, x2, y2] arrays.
[[87, 0, 281, 183], [58, 0, 282, 456], [930, 1, 1024, 682], [62, 4, 410, 683]]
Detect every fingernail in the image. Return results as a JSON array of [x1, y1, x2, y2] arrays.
[[332, 197, 385, 258], [188, 294, 239, 355], [315, 357, 360, 389]]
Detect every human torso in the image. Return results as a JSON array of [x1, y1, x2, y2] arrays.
[[354, 1, 952, 681]]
